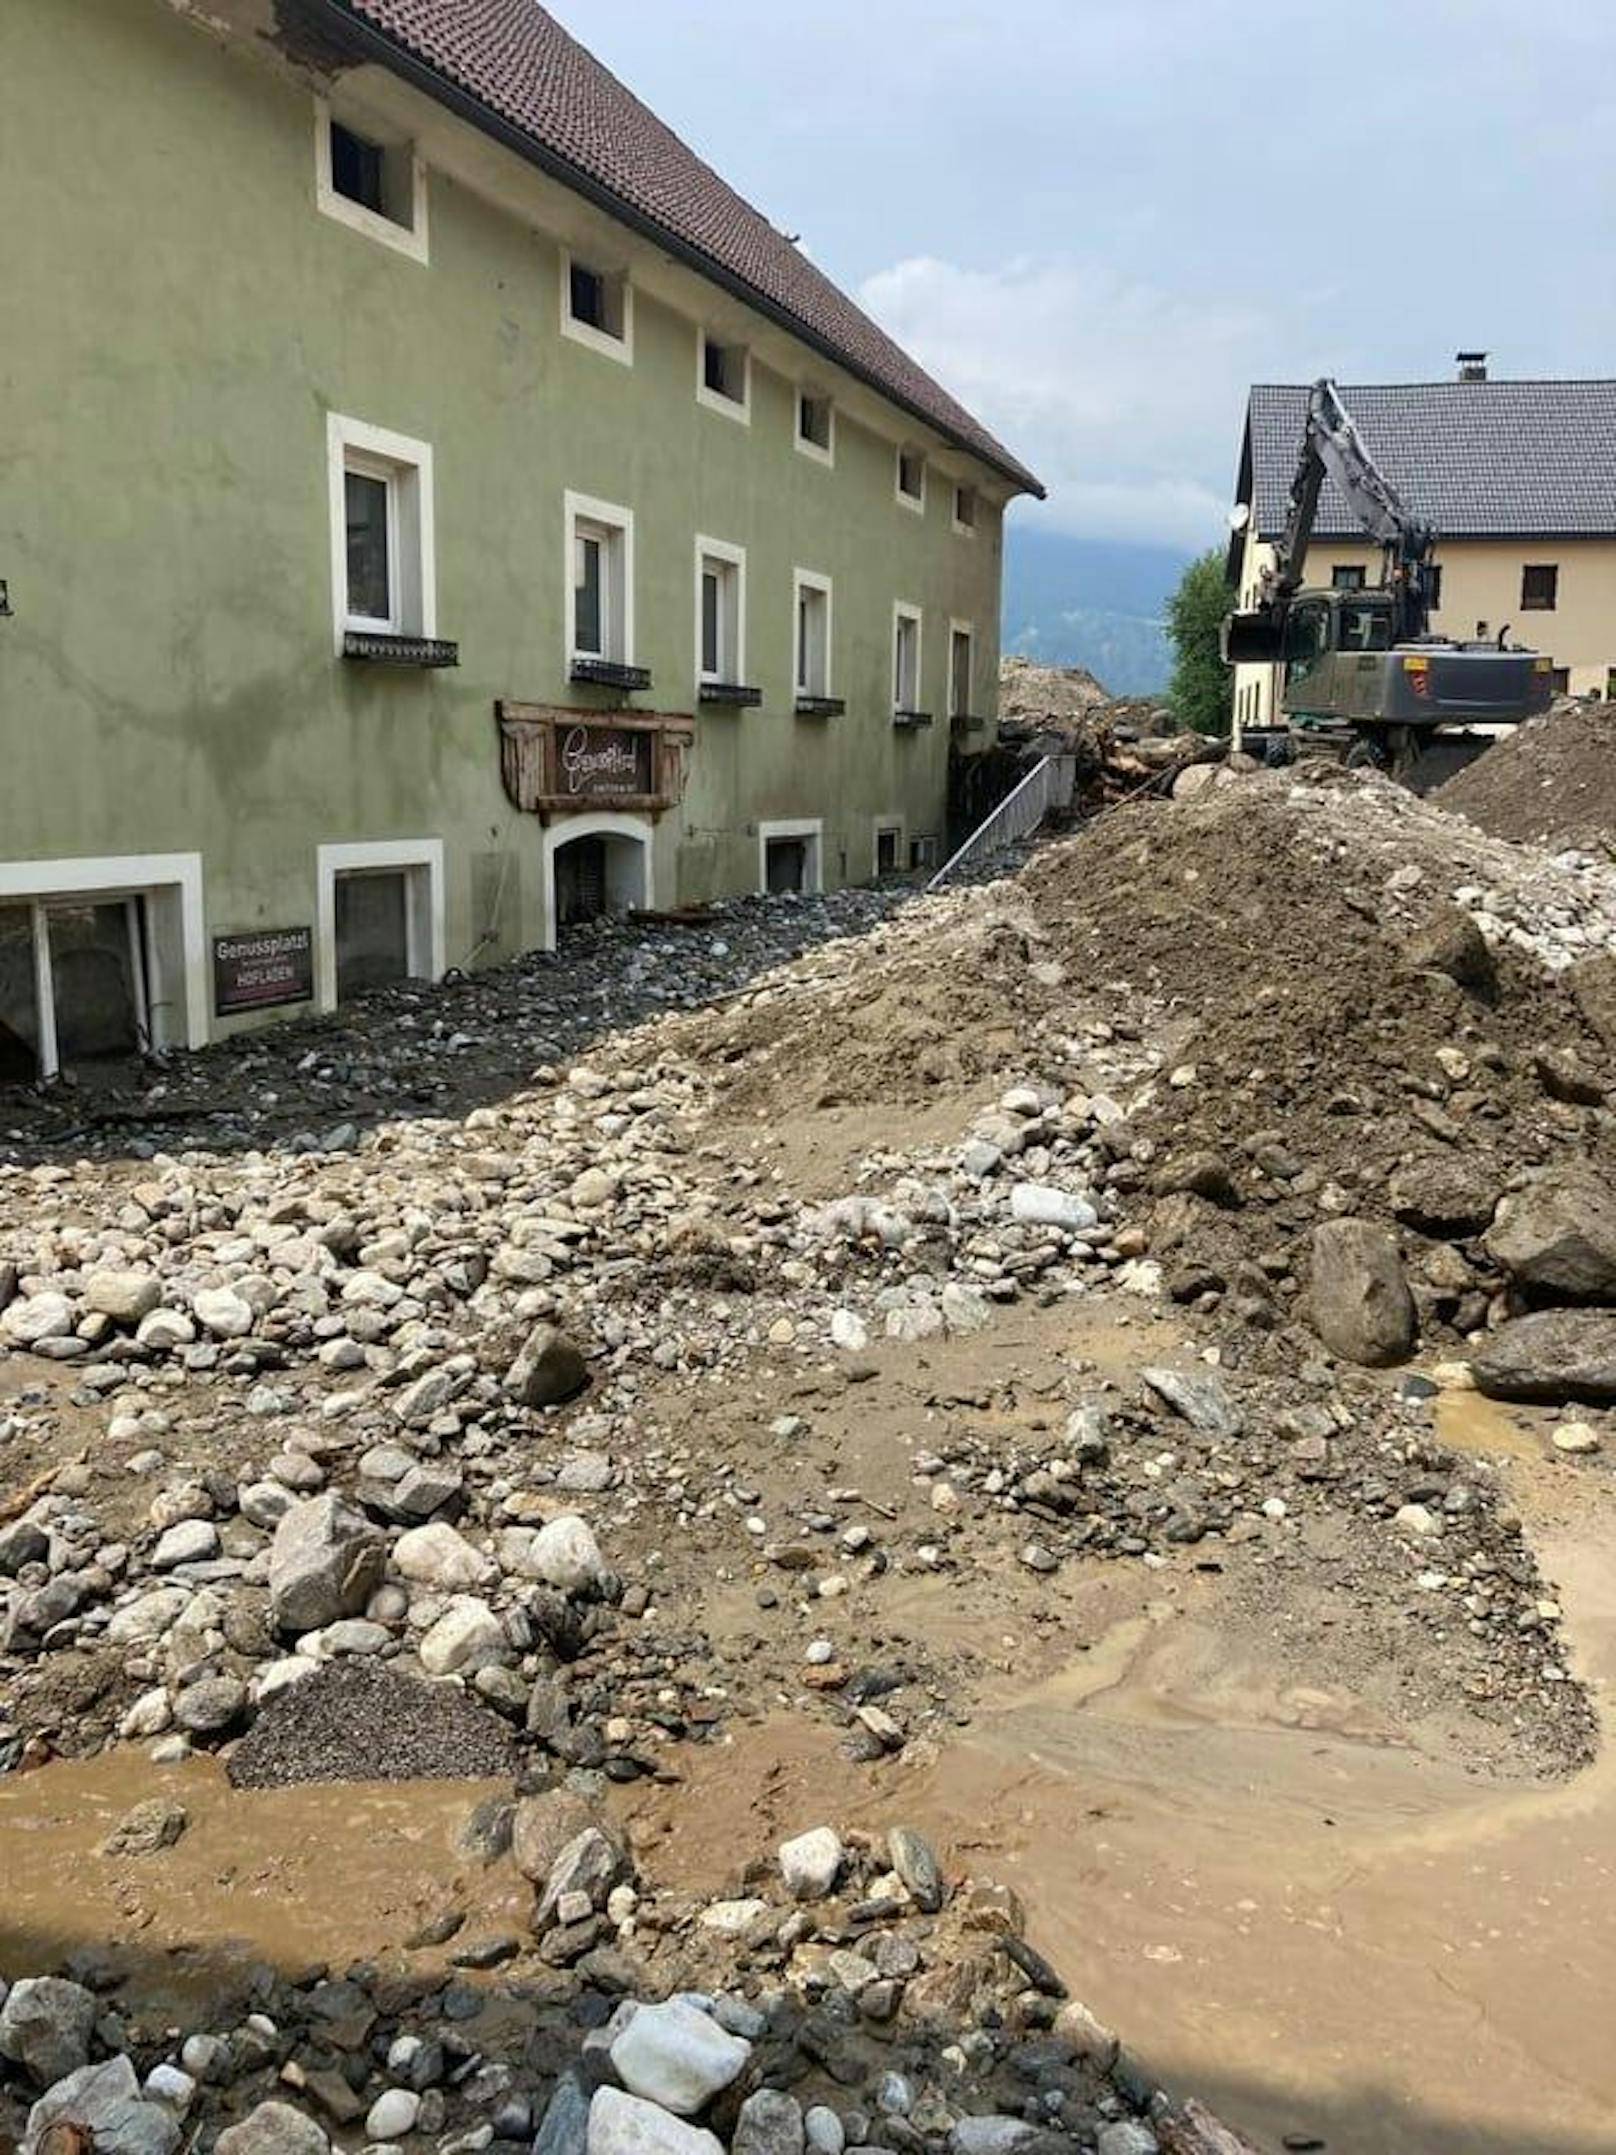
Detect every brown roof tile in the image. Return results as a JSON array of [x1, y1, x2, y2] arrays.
[[324, 0, 1042, 495]]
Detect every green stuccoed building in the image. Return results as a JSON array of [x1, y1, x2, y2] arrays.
[[0, 0, 1041, 1079]]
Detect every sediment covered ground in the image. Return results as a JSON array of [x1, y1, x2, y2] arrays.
[[4, 753, 1616, 2155]]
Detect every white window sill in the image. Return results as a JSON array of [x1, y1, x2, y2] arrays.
[[562, 314, 634, 366], [697, 384, 751, 425]]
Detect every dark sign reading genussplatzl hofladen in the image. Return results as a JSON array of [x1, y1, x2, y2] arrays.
[[212, 927, 314, 1015]]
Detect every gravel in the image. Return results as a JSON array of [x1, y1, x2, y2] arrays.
[[225, 1660, 515, 1789]]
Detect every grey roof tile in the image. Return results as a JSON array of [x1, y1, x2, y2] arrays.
[[1245, 380, 1616, 539], [327, 0, 1042, 494]]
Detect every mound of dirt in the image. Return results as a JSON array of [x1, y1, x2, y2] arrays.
[[1017, 767, 1616, 1309], [1438, 700, 1616, 848], [999, 654, 1114, 722]]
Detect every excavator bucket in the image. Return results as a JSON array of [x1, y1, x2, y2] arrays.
[[1221, 606, 1285, 667]]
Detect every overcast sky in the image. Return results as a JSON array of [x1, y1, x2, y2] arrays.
[[547, 0, 1616, 552]]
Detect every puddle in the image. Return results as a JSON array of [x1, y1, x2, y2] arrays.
[[624, 1509, 1616, 2155], [0, 1756, 522, 2001], [1434, 1387, 1541, 1460]]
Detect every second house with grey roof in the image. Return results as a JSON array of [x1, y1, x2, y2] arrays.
[[1227, 355, 1616, 739]]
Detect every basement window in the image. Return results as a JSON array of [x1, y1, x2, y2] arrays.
[[797, 390, 834, 463], [1, 896, 151, 1079], [875, 824, 902, 876], [562, 253, 632, 361], [896, 448, 926, 511], [1521, 564, 1559, 611], [315, 101, 428, 262], [699, 334, 750, 419]]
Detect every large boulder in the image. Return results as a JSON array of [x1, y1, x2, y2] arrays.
[[0, 1977, 98, 2086], [83, 1271, 163, 1326], [1388, 1156, 1497, 1239], [213, 2103, 331, 2155], [1485, 1166, 1616, 1305], [1401, 903, 1495, 999], [609, 2000, 750, 2116], [511, 1788, 602, 1884], [588, 2090, 723, 2155], [25, 2056, 181, 2155], [1310, 1219, 1416, 1366], [1471, 1310, 1616, 1404], [504, 1322, 589, 1407], [268, 1495, 385, 1635]]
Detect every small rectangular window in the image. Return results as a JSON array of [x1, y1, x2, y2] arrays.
[[331, 121, 386, 215], [567, 259, 627, 344], [952, 484, 977, 532], [796, 579, 830, 697], [317, 105, 426, 257], [876, 826, 900, 875], [894, 609, 921, 710], [1521, 563, 1558, 610], [1428, 565, 1443, 610], [798, 391, 833, 456], [344, 463, 395, 629], [1330, 564, 1366, 591], [897, 449, 925, 506], [700, 335, 747, 411]]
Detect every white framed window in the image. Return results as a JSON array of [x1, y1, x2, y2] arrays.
[[564, 491, 634, 666], [560, 250, 633, 364], [896, 447, 926, 512], [758, 820, 824, 896], [695, 536, 747, 687], [327, 415, 436, 653], [893, 602, 923, 713], [872, 818, 905, 878], [314, 99, 429, 263], [698, 332, 750, 421], [949, 620, 975, 718], [793, 570, 833, 699], [316, 840, 444, 1013], [952, 483, 978, 535], [0, 853, 207, 1077], [796, 389, 835, 466]]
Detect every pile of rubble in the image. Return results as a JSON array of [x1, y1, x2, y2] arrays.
[[0, 1803, 1253, 2155], [1438, 698, 1616, 849]]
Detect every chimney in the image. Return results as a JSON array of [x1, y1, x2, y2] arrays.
[[1456, 350, 1489, 382]]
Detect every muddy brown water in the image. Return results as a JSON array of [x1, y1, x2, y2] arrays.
[[2, 1401, 1612, 2155]]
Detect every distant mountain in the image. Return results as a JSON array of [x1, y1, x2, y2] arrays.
[[1001, 525, 1195, 697]]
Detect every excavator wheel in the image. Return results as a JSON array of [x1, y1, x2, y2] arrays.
[[1344, 732, 1389, 773]]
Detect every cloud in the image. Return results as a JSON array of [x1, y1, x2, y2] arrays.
[[857, 255, 1277, 549]]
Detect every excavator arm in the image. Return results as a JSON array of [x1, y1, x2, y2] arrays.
[[1224, 379, 1436, 665]]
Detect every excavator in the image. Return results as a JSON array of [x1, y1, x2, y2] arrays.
[[1223, 378, 1553, 780]]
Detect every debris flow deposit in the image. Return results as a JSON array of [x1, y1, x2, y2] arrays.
[[6, 746, 1616, 2155]]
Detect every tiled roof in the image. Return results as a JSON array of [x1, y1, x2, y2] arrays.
[[1245, 380, 1616, 539], [323, 0, 1043, 496]]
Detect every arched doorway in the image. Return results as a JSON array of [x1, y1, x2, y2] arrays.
[[541, 813, 653, 951]]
